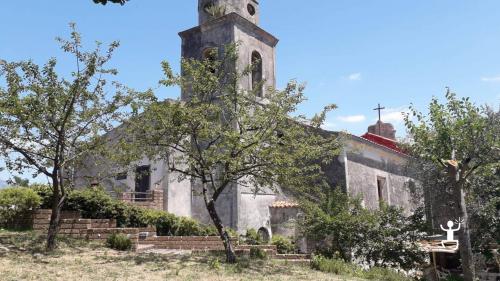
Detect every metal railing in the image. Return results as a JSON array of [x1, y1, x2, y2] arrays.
[[119, 191, 155, 202]]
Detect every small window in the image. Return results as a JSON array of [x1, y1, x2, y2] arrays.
[[116, 172, 127, 181], [251, 51, 263, 97], [247, 4, 256, 16], [377, 177, 387, 207]]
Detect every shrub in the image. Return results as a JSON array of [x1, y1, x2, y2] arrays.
[[244, 228, 262, 245], [29, 184, 52, 209], [300, 189, 426, 270], [310, 255, 359, 275], [310, 255, 412, 281], [106, 233, 132, 251], [0, 187, 41, 229], [271, 235, 295, 254], [249, 246, 267, 260]]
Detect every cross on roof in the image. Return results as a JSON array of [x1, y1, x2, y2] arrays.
[[373, 103, 385, 122]]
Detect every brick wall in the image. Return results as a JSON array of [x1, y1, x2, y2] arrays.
[[140, 236, 238, 251], [32, 209, 138, 249]]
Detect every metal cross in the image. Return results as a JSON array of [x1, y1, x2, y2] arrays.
[[373, 103, 385, 122]]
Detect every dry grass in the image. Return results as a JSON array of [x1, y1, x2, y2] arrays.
[[0, 230, 361, 281]]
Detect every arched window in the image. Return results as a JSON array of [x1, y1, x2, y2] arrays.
[[203, 47, 218, 73], [251, 51, 263, 97]]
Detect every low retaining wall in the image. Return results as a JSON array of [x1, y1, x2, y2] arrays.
[[32, 209, 138, 249], [140, 236, 238, 251]]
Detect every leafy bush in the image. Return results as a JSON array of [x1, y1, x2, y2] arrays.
[[271, 235, 295, 254], [311, 255, 412, 281], [29, 184, 53, 209], [300, 189, 426, 270], [106, 233, 132, 251], [0, 187, 41, 229], [244, 228, 263, 245], [249, 247, 267, 260]]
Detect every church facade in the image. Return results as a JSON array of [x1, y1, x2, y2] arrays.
[[75, 0, 416, 239]]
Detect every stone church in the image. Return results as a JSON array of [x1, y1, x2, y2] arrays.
[[75, 0, 416, 239]]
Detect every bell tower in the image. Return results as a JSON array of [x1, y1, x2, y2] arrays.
[[179, 1, 280, 231], [198, 0, 260, 25], [179, 0, 278, 100]]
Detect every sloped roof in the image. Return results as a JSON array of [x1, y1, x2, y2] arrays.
[[360, 132, 407, 155]]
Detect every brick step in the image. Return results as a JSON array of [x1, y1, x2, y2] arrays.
[[136, 244, 155, 253], [274, 254, 310, 260], [235, 245, 277, 251]]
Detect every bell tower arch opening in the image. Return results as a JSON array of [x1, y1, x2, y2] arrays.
[[251, 51, 263, 97]]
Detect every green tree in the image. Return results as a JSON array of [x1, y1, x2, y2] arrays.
[[467, 162, 500, 263], [404, 90, 499, 280], [0, 24, 137, 251], [122, 45, 340, 263]]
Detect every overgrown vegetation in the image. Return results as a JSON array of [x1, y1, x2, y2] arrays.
[[311, 255, 413, 281], [106, 233, 132, 251], [271, 235, 295, 254], [300, 189, 426, 271], [249, 247, 268, 260], [0, 187, 41, 229]]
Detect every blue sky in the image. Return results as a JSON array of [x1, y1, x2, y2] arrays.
[[1, 0, 500, 182]]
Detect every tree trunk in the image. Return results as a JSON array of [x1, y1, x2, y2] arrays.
[[448, 165, 475, 281], [456, 186, 475, 281], [46, 191, 65, 252], [206, 200, 237, 263]]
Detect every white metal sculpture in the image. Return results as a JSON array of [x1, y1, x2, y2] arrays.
[[440, 219, 461, 249]]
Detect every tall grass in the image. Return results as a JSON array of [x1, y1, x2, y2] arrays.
[[310, 255, 413, 281]]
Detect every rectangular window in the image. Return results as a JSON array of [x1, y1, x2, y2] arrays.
[[377, 176, 387, 207], [135, 165, 151, 200]]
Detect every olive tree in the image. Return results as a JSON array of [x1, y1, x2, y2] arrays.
[[0, 24, 138, 251], [404, 90, 499, 280], [123, 45, 341, 263]]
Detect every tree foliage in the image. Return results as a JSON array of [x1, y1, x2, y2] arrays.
[[300, 189, 426, 270], [0, 24, 137, 250], [404, 90, 499, 280], [121, 44, 341, 262]]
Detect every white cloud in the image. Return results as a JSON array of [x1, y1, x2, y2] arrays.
[[321, 122, 337, 131], [338, 115, 366, 123], [379, 107, 409, 124], [481, 76, 500, 82], [347, 73, 362, 81]]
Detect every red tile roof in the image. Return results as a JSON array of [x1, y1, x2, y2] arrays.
[[360, 132, 406, 154]]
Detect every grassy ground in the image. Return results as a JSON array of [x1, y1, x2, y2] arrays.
[[0, 230, 362, 281]]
